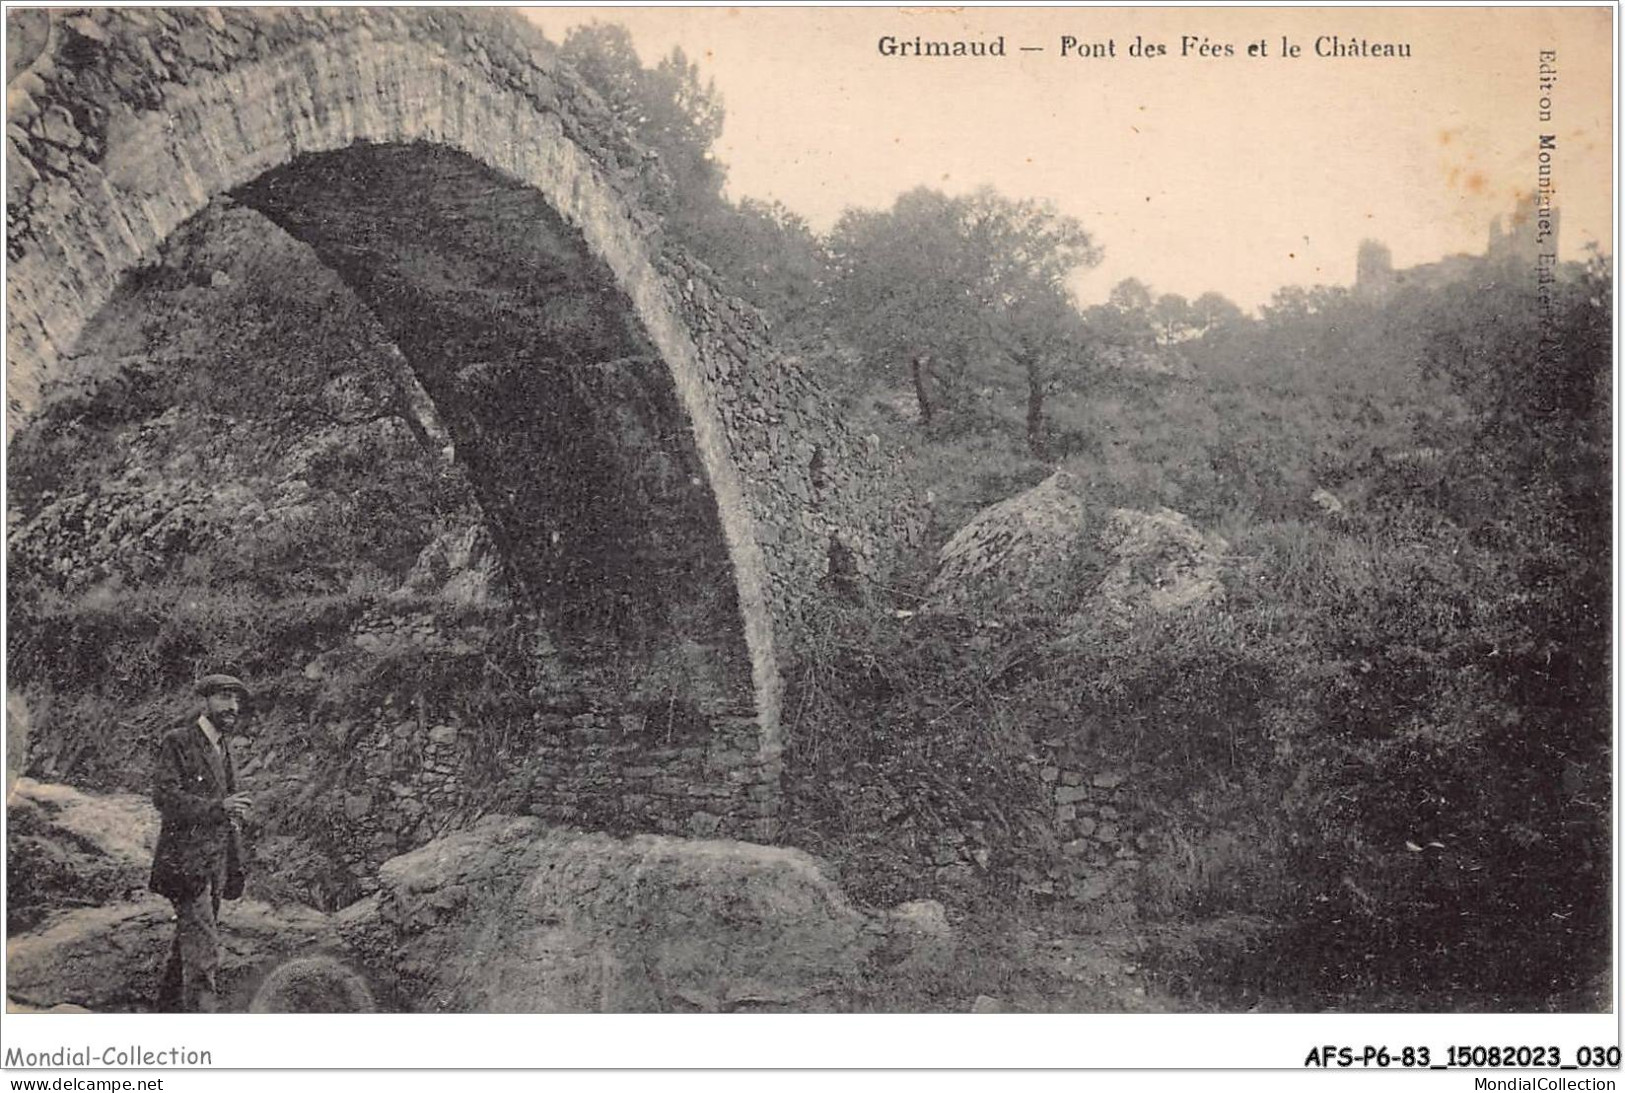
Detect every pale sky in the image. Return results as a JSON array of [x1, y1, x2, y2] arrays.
[[524, 6, 1613, 310]]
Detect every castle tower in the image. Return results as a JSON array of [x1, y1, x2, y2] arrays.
[[1488, 193, 1556, 266], [1355, 239, 1394, 296]]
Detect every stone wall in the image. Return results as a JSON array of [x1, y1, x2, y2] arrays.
[[784, 736, 1150, 911], [908, 750, 1150, 908], [525, 711, 778, 843], [282, 537, 784, 892], [325, 712, 469, 893], [1031, 747, 1148, 905], [308, 694, 780, 894]]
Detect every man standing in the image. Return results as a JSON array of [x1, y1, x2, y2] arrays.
[[150, 673, 253, 1013]]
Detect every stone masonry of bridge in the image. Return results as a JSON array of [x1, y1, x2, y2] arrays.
[[7, 8, 921, 845]]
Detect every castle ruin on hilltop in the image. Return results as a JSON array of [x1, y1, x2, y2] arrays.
[[1355, 194, 1561, 298]]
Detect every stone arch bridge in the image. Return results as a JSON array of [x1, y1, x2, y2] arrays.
[[7, 8, 913, 844]]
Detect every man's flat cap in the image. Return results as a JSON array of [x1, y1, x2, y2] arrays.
[[196, 673, 250, 698]]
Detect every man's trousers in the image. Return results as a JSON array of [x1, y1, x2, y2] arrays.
[[158, 880, 221, 1013]]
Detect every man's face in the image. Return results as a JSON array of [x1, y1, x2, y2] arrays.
[[205, 690, 241, 729]]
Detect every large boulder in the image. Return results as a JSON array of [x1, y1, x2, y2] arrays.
[[926, 473, 1227, 625], [249, 955, 377, 1013], [6, 786, 948, 1013], [1086, 506, 1227, 625], [927, 471, 1090, 615], [340, 816, 880, 1012], [6, 778, 159, 933], [5, 894, 343, 1012]]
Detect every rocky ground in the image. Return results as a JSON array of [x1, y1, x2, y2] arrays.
[[5, 776, 1184, 1014], [8, 388, 1231, 1014]]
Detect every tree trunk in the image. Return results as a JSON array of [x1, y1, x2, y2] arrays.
[[910, 354, 935, 426], [1025, 358, 1046, 458]]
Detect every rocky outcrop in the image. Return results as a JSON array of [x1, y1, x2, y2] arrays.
[[6, 778, 158, 933], [400, 525, 502, 608], [6, 787, 961, 1012], [927, 471, 1091, 616], [5, 894, 343, 1012], [341, 816, 881, 1012], [6, 779, 355, 1012]]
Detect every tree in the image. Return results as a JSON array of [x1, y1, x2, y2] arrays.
[[1191, 291, 1247, 336], [1260, 284, 1314, 324], [1004, 287, 1087, 456], [1261, 283, 1350, 325], [692, 197, 828, 339], [641, 46, 727, 209], [561, 24, 832, 336], [827, 188, 989, 425], [560, 25, 727, 234], [966, 191, 1099, 453], [1107, 277, 1154, 313], [1090, 278, 1158, 352], [1419, 255, 1608, 495], [1150, 293, 1193, 347], [558, 23, 645, 119], [826, 186, 1099, 437]]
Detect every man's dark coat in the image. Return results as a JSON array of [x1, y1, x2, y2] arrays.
[[149, 720, 240, 901]]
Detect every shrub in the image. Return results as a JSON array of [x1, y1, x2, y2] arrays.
[[781, 589, 1058, 908]]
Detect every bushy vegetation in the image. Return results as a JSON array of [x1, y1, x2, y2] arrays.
[[781, 591, 1060, 908], [784, 252, 1610, 1008]]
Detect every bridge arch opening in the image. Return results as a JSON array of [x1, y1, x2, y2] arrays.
[[10, 141, 777, 902], [9, 13, 795, 895], [231, 140, 757, 711], [7, 11, 785, 762]]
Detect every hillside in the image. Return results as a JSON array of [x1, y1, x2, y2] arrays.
[[774, 252, 1611, 1009]]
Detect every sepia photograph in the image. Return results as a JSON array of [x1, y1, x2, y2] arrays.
[[1, 1, 1615, 1073]]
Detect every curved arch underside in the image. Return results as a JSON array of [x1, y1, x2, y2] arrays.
[[234, 143, 751, 696]]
